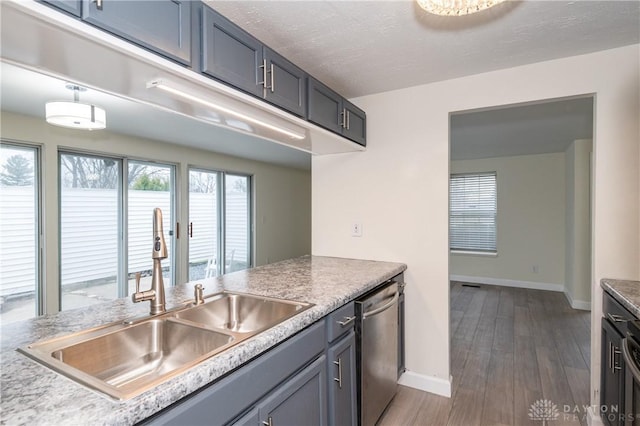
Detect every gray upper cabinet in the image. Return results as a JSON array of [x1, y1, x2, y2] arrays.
[[81, 0, 192, 65], [307, 77, 343, 134], [263, 47, 306, 117], [342, 99, 366, 146], [41, 0, 82, 17], [201, 7, 306, 117], [201, 6, 263, 98], [308, 77, 367, 146]]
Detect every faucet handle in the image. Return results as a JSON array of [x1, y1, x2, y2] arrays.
[[135, 272, 142, 294], [194, 284, 204, 305]]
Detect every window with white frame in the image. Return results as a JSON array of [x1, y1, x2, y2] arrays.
[[449, 172, 497, 253]]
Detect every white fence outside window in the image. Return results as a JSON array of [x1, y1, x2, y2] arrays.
[[1, 187, 248, 297]]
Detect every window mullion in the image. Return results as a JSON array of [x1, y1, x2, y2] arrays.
[[119, 158, 128, 299], [218, 172, 225, 276]]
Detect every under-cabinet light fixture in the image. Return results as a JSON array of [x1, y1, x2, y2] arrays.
[[147, 80, 306, 140]]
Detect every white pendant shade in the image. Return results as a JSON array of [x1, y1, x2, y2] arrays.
[[45, 101, 106, 130]]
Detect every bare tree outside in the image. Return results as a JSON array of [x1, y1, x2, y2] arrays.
[[59, 155, 168, 189], [189, 170, 217, 193]]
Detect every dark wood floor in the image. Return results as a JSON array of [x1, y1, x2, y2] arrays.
[[379, 282, 591, 426]]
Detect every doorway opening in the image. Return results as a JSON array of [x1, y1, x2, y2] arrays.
[[448, 95, 594, 425]]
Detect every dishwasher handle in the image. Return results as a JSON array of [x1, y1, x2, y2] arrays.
[[363, 291, 399, 319]]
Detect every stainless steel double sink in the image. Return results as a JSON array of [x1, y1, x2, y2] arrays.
[[18, 291, 313, 400]]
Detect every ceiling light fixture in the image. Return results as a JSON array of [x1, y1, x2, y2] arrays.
[[147, 80, 306, 140], [416, 0, 506, 16], [45, 84, 106, 130]]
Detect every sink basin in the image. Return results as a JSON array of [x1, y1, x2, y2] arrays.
[[175, 291, 311, 333], [19, 317, 234, 400], [18, 291, 313, 400]]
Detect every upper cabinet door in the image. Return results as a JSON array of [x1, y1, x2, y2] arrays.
[[263, 47, 306, 117], [82, 0, 192, 65], [41, 0, 82, 17], [342, 99, 366, 146], [201, 6, 263, 98], [307, 77, 342, 134]]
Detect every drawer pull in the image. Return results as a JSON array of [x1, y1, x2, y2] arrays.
[[608, 313, 627, 323], [337, 316, 355, 327], [262, 416, 273, 426]]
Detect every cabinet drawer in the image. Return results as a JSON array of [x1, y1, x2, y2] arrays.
[[604, 292, 636, 334], [326, 302, 355, 343]]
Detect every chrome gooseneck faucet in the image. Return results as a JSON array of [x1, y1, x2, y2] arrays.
[[132, 208, 167, 315]]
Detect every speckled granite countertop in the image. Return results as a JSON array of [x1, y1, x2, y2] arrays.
[[1, 256, 406, 426], [601, 278, 640, 318]]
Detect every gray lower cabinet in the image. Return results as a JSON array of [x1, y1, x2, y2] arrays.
[[328, 331, 357, 426], [307, 77, 366, 146], [257, 355, 327, 426], [81, 0, 192, 65], [141, 321, 325, 425], [201, 7, 306, 117]]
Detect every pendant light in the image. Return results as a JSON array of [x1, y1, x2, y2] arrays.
[[45, 84, 106, 130], [416, 0, 506, 16]]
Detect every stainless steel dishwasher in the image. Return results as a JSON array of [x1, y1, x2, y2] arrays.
[[356, 281, 399, 426]]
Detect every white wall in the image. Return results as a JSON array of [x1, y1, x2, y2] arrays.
[[0, 110, 312, 313], [312, 44, 640, 402], [450, 153, 566, 289], [565, 139, 593, 310]]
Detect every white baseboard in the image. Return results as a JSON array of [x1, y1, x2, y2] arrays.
[[398, 370, 452, 398], [564, 290, 591, 311], [587, 406, 604, 426], [450, 274, 564, 292]]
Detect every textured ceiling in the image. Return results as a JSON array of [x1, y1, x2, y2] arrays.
[[451, 96, 594, 160], [208, 0, 640, 98]]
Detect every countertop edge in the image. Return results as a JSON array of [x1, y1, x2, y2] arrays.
[[601, 278, 640, 318]]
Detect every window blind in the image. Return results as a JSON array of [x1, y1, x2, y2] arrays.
[[449, 172, 497, 253]]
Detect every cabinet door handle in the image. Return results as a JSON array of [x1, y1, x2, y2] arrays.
[[270, 63, 275, 93], [94, 0, 103, 10], [346, 110, 350, 130], [259, 59, 270, 90], [334, 358, 343, 389], [613, 346, 622, 371], [262, 416, 273, 426], [608, 313, 627, 323], [609, 341, 613, 371], [340, 109, 346, 129], [337, 316, 355, 327]]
